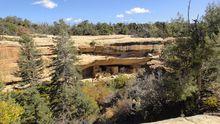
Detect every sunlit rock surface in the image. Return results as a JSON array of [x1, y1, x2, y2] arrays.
[[146, 115, 220, 124]]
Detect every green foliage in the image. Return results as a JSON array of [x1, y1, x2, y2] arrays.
[[0, 83, 24, 124], [215, 33, 220, 83], [52, 19, 70, 35], [127, 23, 147, 37], [203, 96, 218, 108], [0, 2, 220, 124], [81, 76, 136, 123], [0, 82, 3, 91], [0, 16, 31, 36], [0, 100, 24, 124], [16, 35, 44, 86], [204, 6, 220, 82], [0, 22, 18, 35], [180, 81, 198, 101], [96, 23, 113, 35], [71, 20, 98, 35], [162, 70, 198, 101], [160, 20, 219, 122], [89, 40, 96, 47], [0, 16, 191, 37], [161, 20, 218, 102], [49, 20, 94, 123], [15, 35, 52, 123], [154, 22, 169, 38], [109, 74, 131, 89], [13, 88, 53, 124], [167, 13, 188, 37], [81, 80, 113, 104], [162, 38, 195, 70], [74, 92, 100, 123], [113, 23, 129, 35], [204, 2, 220, 37]]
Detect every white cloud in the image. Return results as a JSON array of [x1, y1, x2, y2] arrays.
[[64, 17, 73, 22], [33, 0, 57, 9], [73, 18, 83, 23], [116, 14, 124, 18], [64, 18, 83, 23], [126, 7, 150, 14]]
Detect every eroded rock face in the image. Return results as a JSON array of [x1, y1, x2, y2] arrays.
[[146, 115, 220, 124], [0, 45, 20, 83], [0, 35, 174, 83]]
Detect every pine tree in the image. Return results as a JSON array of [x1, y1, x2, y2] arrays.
[[15, 35, 53, 124], [49, 20, 82, 123]]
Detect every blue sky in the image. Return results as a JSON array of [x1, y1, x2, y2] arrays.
[[0, 0, 219, 24]]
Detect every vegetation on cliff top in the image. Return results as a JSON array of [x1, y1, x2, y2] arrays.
[[0, 2, 219, 124]]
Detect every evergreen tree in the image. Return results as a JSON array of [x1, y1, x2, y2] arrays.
[[50, 20, 99, 123], [49, 21, 81, 123], [114, 23, 129, 35], [167, 13, 188, 37], [96, 23, 113, 35], [161, 19, 219, 114], [15, 88, 53, 124], [71, 20, 98, 35], [154, 22, 169, 38], [204, 2, 220, 38], [17, 35, 44, 86], [15, 35, 53, 124], [53, 20, 70, 35]]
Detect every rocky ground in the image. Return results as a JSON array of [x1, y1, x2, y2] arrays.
[[147, 115, 220, 124]]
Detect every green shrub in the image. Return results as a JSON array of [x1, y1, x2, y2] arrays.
[[90, 40, 96, 47], [109, 74, 131, 89], [0, 100, 24, 124], [203, 96, 218, 108], [75, 92, 100, 123], [81, 80, 113, 104]]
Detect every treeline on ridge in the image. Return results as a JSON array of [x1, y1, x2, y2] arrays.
[[0, 13, 188, 38], [0, 2, 219, 124]]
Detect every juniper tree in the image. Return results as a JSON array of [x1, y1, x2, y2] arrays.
[[49, 20, 82, 123], [15, 35, 53, 124], [160, 19, 219, 115]]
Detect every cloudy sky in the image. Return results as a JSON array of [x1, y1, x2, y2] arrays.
[[0, 0, 219, 24]]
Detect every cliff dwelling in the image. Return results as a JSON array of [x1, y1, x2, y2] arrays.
[[0, 35, 174, 83]]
